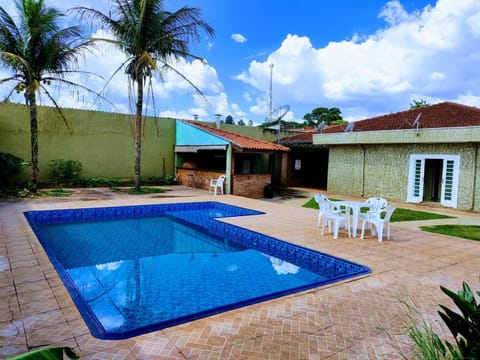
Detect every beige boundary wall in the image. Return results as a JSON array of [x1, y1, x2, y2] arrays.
[[0, 103, 176, 182]]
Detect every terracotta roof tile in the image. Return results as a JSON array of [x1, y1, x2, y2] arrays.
[[280, 125, 338, 144], [280, 130, 316, 144], [322, 102, 480, 134], [182, 120, 290, 152]]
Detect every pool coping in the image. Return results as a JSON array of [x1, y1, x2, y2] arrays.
[[24, 201, 371, 340], [3, 188, 479, 359]]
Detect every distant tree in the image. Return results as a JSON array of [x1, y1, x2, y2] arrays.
[[237, 118, 245, 126], [303, 107, 344, 126], [225, 115, 234, 124], [259, 119, 303, 129], [410, 99, 430, 109], [248, 119, 253, 126]]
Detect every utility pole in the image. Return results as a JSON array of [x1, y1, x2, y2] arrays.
[[265, 63, 274, 123]]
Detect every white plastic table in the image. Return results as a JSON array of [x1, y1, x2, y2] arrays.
[[332, 200, 369, 238]]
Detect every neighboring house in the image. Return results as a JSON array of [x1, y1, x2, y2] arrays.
[[0, 103, 290, 198], [302, 102, 480, 211], [175, 120, 290, 198], [280, 127, 330, 188]]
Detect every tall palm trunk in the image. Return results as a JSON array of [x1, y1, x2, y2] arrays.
[[26, 88, 39, 193], [134, 75, 144, 189]]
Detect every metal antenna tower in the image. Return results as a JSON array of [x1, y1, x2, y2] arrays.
[[265, 63, 274, 122]]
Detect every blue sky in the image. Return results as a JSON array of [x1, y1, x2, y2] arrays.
[[1, 0, 480, 125]]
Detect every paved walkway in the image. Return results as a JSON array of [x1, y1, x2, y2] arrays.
[[264, 187, 480, 229], [1, 187, 479, 359]]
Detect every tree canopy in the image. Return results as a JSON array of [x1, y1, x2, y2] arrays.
[[73, 0, 214, 189], [225, 115, 234, 124], [303, 107, 345, 126], [410, 99, 430, 109], [0, 0, 93, 192]]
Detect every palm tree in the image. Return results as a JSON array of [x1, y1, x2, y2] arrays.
[[0, 0, 93, 193], [73, 0, 214, 189]]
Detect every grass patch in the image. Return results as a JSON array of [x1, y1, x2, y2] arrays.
[[302, 197, 456, 222], [40, 188, 74, 197], [303, 197, 318, 209], [420, 224, 480, 241], [302, 197, 341, 208], [127, 187, 166, 195], [389, 207, 454, 222]]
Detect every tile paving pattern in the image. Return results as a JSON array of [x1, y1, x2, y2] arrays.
[[1, 187, 479, 359]]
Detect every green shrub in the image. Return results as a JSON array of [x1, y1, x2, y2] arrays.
[[76, 177, 126, 188], [405, 317, 449, 360], [164, 174, 174, 184], [41, 188, 74, 197], [127, 187, 166, 195], [438, 282, 480, 359], [401, 282, 480, 359], [0, 152, 27, 189], [142, 175, 163, 184], [9, 346, 79, 359], [50, 159, 82, 185]]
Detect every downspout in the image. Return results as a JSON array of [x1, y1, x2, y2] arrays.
[[472, 143, 479, 211], [174, 151, 178, 175], [226, 144, 232, 194], [361, 145, 366, 197]]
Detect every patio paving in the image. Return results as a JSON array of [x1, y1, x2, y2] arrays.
[[1, 187, 479, 359]]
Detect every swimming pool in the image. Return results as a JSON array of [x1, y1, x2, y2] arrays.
[[25, 201, 371, 339]]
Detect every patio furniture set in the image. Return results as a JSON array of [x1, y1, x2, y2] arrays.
[[314, 194, 396, 242]]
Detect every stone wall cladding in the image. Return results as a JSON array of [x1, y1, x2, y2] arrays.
[[327, 146, 364, 196], [327, 143, 479, 211]]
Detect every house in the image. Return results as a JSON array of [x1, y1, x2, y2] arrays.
[[175, 120, 290, 198], [0, 103, 289, 198], [282, 102, 480, 211], [280, 128, 329, 188], [316, 102, 480, 210]]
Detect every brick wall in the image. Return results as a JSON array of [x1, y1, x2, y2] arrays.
[[233, 174, 271, 198], [176, 168, 271, 198], [177, 168, 225, 191]]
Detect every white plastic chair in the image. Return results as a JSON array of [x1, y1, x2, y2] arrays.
[[359, 197, 387, 228], [314, 194, 350, 240], [209, 175, 225, 195], [364, 197, 388, 213], [360, 204, 396, 242]]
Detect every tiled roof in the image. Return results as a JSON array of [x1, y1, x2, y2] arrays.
[[182, 120, 290, 152], [280, 130, 316, 144], [279, 126, 342, 144], [322, 102, 480, 134]]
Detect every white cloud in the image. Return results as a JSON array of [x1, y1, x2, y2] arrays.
[[231, 33, 247, 43], [243, 92, 252, 102], [236, 0, 480, 120], [3, 0, 480, 123], [454, 94, 480, 107], [160, 58, 224, 96], [231, 103, 247, 118], [378, 0, 412, 26]]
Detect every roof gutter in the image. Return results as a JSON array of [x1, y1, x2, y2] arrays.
[[314, 127, 480, 145]]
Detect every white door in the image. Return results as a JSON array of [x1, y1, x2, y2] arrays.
[[407, 155, 460, 208], [440, 158, 459, 208], [407, 156, 425, 203]]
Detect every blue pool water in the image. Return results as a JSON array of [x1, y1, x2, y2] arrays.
[[25, 201, 371, 339]]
